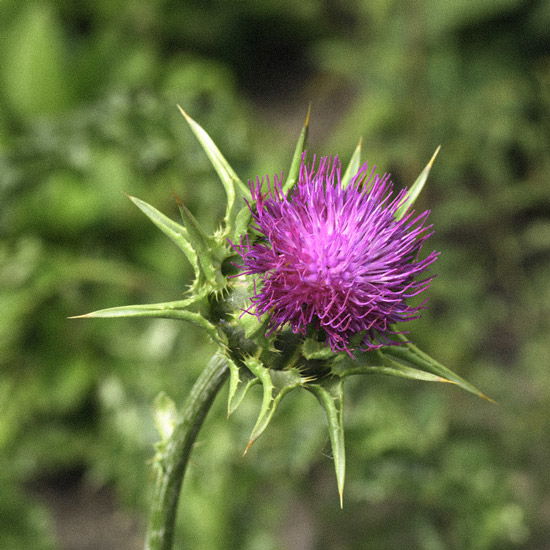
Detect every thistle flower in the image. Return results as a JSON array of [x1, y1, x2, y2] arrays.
[[73, 109, 490, 549], [235, 156, 439, 352]]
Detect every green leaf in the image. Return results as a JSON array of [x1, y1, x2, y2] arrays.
[[243, 357, 303, 454], [236, 314, 274, 352], [177, 106, 250, 236], [176, 200, 226, 289], [301, 338, 335, 361], [232, 204, 253, 243], [283, 105, 311, 194], [129, 195, 199, 276], [70, 302, 220, 343], [226, 358, 258, 416], [332, 354, 452, 383], [329, 338, 490, 398], [341, 138, 363, 189], [382, 334, 493, 401], [395, 146, 441, 221], [307, 377, 346, 507], [70, 295, 201, 316]]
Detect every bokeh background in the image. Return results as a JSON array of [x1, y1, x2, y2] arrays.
[[1, 1, 549, 548]]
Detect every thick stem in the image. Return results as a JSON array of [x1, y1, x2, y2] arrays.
[[145, 353, 229, 550]]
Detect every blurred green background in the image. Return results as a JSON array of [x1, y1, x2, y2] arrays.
[[1, 1, 549, 548]]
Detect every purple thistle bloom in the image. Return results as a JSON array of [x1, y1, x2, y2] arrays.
[[234, 156, 438, 353]]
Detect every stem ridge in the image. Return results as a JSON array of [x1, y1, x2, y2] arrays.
[[145, 354, 229, 550]]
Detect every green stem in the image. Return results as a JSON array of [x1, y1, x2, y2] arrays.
[[145, 353, 229, 550]]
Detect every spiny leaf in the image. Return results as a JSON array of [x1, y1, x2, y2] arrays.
[[232, 203, 253, 243], [242, 357, 273, 455], [237, 313, 275, 351], [301, 338, 335, 361], [177, 106, 250, 236], [227, 357, 258, 416], [69, 295, 201, 317], [243, 357, 303, 454], [129, 195, 199, 276], [283, 104, 311, 194], [332, 356, 451, 383], [70, 303, 220, 342], [395, 146, 441, 221], [382, 334, 494, 402], [176, 200, 226, 289], [341, 138, 362, 189], [307, 377, 346, 508]]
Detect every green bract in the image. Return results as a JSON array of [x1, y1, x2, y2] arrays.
[[74, 108, 490, 507]]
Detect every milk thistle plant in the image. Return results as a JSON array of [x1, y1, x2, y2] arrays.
[[74, 107, 488, 550]]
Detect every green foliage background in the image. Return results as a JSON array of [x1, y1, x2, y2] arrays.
[[1, 1, 549, 548]]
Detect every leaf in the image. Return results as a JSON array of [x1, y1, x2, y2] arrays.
[[341, 138, 363, 189], [395, 146, 441, 221], [243, 357, 303, 454], [69, 295, 200, 317], [226, 357, 258, 416], [301, 338, 335, 361], [329, 337, 491, 399], [70, 302, 220, 343], [283, 104, 311, 194], [232, 203, 253, 243], [332, 355, 451, 383], [307, 377, 346, 507], [176, 200, 225, 289], [129, 195, 199, 277], [177, 106, 250, 236], [382, 334, 494, 401]]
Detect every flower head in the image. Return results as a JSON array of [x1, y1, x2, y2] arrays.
[[235, 156, 438, 353]]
